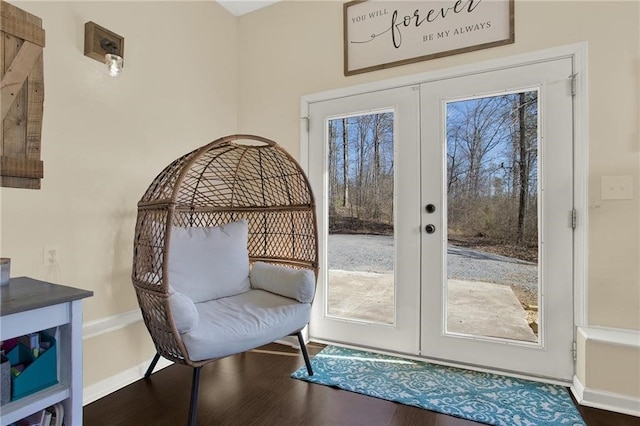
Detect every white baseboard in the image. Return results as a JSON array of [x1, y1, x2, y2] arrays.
[[83, 309, 169, 405], [83, 355, 173, 406], [82, 314, 639, 417], [83, 309, 142, 340], [579, 326, 640, 348], [572, 375, 640, 417], [572, 326, 640, 417]]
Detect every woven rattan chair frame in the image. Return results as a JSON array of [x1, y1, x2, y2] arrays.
[[132, 134, 318, 370]]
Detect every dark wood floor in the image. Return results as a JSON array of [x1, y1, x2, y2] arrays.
[[84, 343, 637, 425]]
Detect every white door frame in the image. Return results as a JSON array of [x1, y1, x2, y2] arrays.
[[300, 43, 589, 381]]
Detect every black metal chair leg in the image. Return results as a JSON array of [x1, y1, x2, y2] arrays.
[[145, 353, 161, 378], [296, 331, 314, 376], [187, 367, 202, 426]]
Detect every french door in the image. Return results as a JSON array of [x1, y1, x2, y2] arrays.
[[420, 58, 575, 380], [308, 86, 421, 354], [307, 57, 575, 381]]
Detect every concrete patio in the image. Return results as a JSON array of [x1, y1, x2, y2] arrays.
[[327, 270, 538, 343]]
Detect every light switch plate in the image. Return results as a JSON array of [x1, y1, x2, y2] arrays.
[[601, 176, 633, 200]]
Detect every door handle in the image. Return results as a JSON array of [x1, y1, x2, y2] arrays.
[[425, 204, 436, 213], [425, 224, 436, 234]]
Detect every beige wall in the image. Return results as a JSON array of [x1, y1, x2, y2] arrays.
[[237, 0, 639, 401], [239, 0, 639, 328], [588, 340, 640, 399], [1, 0, 638, 408], [2, 0, 238, 387]]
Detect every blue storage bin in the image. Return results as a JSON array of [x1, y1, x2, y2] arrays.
[[6, 331, 57, 401]]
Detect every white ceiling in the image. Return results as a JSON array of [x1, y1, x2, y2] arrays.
[[217, 0, 279, 17]]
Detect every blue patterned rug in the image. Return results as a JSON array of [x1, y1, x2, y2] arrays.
[[292, 346, 585, 426]]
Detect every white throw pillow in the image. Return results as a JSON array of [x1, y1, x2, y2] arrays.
[[167, 219, 251, 303], [250, 262, 315, 303], [168, 288, 199, 333]]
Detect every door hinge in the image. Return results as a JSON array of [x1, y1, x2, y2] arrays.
[[570, 73, 578, 96], [301, 116, 309, 132], [572, 341, 577, 361], [571, 209, 578, 229]]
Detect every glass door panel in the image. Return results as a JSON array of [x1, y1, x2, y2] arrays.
[[445, 91, 540, 343], [326, 112, 395, 325]]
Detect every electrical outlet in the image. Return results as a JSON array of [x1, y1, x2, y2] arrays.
[[601, 176, 633, 200], [43, 244, 59, 266]]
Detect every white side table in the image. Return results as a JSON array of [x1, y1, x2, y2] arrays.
[[0, 277, 93, 426]]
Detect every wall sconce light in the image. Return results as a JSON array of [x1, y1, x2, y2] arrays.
[[84, 22, 124, 77]]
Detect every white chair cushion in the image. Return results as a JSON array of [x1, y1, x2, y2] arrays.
[[167, 220, 250, 303], [168, 288, 199, 333], [250, 262, 315, 303], [181, 289, 311, 361]]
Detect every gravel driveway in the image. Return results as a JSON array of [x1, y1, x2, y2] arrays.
[[327, 234, 538, 292]]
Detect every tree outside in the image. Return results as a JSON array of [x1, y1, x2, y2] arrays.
[[326, 91, 540, 334], [327, 91, 539, 262]]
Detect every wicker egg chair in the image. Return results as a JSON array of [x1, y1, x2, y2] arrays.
[[131, 134, 318, 426]]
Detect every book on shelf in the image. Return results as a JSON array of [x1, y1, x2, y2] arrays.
[[14, 409, 45, 426], [13, 402, 63, 426], [48, 402, 64, 426]]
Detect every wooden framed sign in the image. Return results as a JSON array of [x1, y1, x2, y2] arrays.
[[344, 0, 514, 76]]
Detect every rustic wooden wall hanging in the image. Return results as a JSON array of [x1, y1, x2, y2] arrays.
[[0, 0, 45, 189]]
